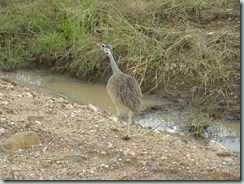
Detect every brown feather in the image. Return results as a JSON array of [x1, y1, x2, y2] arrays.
[[107, 71, 142, 114]]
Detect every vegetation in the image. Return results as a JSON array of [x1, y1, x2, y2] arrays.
[[0, 0, 240, 119]]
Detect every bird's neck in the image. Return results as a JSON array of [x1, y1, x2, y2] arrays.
[[107, 54, 120, 73]]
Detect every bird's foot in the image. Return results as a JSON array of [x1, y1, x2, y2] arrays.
[[122, 134, 131, 140]]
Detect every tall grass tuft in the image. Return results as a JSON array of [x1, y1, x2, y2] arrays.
[[0, 0, 240, 117]]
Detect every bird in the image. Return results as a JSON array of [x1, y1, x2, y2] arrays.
[[98, 43, 142, 140]]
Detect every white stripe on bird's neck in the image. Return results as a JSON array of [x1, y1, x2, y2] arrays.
[[107, 53, 120, 73]]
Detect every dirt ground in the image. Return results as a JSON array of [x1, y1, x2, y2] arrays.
[[0, 75, 240, 180]]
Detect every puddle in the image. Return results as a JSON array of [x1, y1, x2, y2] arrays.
[[1, 69, 240, 152]]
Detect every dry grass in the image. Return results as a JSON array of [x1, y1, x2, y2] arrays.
[[0, 0, 240, 119]]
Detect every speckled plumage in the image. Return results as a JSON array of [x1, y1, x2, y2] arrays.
[[107, 71, 142, 114], [98, 42, 142, 139]]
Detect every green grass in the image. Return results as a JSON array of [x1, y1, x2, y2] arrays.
[[0, 0, 240, 118]]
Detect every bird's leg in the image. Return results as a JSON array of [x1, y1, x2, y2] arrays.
[[111, 104, 121, 131], [123, 111, 132, 140], [115, 104, 123, 123]]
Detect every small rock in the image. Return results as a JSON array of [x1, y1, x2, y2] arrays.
[[123, 148, 135, 156], [217, 151, 232, 157], [72, 155, 81, 163], [87, 104, 98, 112], [107, 142, 113, 149], [125, 158, 131, 163], [65, 104, 73, 110], [71, 112, 76, 117], [25, 92, 33, 98], [222, 157, 234, 166], [98, 118, 105, 123], [101, 151, 107, 155], [28, 115, 44, 122], [148, 165, 157, 171], [1, 101, 9, 105], [0, 117, 7, 122], [11, 166, 21, 171], [0, 131, 40, 152], [108, 158, 118, 165], [34, 120, 41, 125], [111, 117, 118, 123], [0, 92, 4, 98], [0, 128, 6, 135]]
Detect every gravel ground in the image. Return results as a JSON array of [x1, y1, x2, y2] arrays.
[[0, 75, 240, 180]]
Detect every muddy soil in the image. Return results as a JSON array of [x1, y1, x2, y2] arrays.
[[0, 75, 240, 180]]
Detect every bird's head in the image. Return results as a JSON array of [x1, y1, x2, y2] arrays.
[[97, 43, 113, 55]]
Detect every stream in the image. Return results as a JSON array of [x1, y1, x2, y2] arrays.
[[1, 69, 240, 152]]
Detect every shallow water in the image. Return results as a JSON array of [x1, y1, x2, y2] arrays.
[[2, 69, 240, 152]]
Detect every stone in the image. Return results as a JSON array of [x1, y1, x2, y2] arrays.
[[222, 157, 234, 165], [148, 165, 157, 171], [0, 128, 6, 135], [27, 115, 44, 122], [87, 104, 98, 112], [217, 151, 232, 157], [123, 148, 135, 156], [108, 158, 118, 165], [72, 155, 81, 163], [101, 151, 107, 155], [0, 131, 40, 152], [107, 142, 113, 149]]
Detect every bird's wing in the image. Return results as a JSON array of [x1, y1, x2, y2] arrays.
[[107, 72, 142, 114]]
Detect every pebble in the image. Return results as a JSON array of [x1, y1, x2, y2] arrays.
[[217, 151, 232, 157], [148, 165, 157, 171], [107, 142, 113, 149], [0, 128, 6, 135], [27, 115, 44, 122], [0, 117, 7, 122], [87, 104, 98, 112], [0, 131, 40, 152], [71, 112, 76, 117], [108, 158, 118, 165], [101, 151, 107, 155], [98, 118, 105, 123], [222, 157, 234, 166], [25, 92, 33, 98], [111, 116, 118, 123], [9, 121, 15, 125], [65, 104, 73, 110], [1, 101, 9, 105], [11, 166, 21, 171], [123, 148, 135, 156], [72, 155, 81, 163]]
